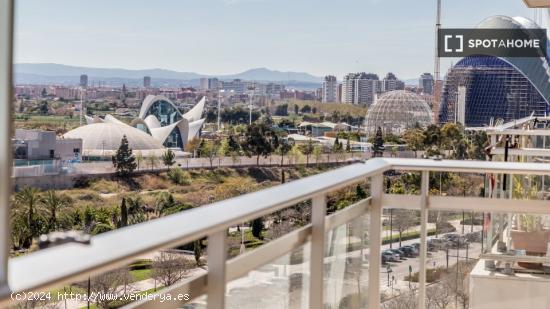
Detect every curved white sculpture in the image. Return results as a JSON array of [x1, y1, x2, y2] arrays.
[[183, 97, 206, 122], [73, 95, 206, 157]]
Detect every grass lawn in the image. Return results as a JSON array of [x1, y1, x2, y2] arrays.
[[130, 268, 152, 282]]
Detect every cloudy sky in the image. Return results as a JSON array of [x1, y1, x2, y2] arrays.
[[14, 0, 534, 79]]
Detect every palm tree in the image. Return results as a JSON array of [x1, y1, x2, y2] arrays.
[[41, 190, 71, 231], [13, 187, 43, 246]]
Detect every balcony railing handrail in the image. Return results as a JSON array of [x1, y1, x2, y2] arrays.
[[3, 157, 550, 308]]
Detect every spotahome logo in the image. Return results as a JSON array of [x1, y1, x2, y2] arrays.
[[438, 29, 547, 57]]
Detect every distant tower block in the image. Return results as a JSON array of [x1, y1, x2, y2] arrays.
[[79, 74, 88, 88], [143, 76, 151, 88]]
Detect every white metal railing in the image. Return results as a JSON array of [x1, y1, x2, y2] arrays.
[[1, 158, 550, 309]]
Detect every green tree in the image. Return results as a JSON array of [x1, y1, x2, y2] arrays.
[[119, 197, 128, 228], [288, 144, 303, 164], [355, 184, 367, 200], [274, 104, 288, 116], [372, 127, 385, 157], [468, 131, 488, 160], [424, 124, 442, 155], [333, 136, 342, 152], [13, 187, 43, 247], [242, 123, 277, 166], [277, 139, 292, 166], [402, 128, 425, 158], [112, 135, 137, 176], [135, 151, 144, 171], [162, 149, 176, 168], [199, 140, 219, 168], [148, 154, 159, 170], [294, 104, 299, 114], [126, 195, 147, 224], [186, 138, 201, 158], [40, 101, 49, 115], [299, 138, 315, 166], [155, 192, 177, 217], [441, 123, 464, 156], [312, 145, 323, 164], [251, 218, 264, 240], [41, 190, 71, 231]]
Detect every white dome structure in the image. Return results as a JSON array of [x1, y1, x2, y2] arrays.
[[365, 90, 433, 135], [74, 96, 206, 160], [64, 122, 166, 158]]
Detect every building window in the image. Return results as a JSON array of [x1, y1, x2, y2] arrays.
[[49, 149, 54, 158]]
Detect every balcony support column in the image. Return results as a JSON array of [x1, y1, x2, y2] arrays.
[[0, 0, 14, 292], [417, 171, 430, 309], [368, 175, 383, 309], [309, 194, 326, 309], [207, 231, 227, 309]]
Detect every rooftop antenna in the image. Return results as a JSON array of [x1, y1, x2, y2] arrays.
[[434, 0, 441, 81]]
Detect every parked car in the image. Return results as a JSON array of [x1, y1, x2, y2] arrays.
[[381, 254, 388, 264], [428, 238, 451, 250], [389, 249, 406, 260], [382, 250, 399, 262], [399, 246, 418, 257], [443, 233, 469, 248]]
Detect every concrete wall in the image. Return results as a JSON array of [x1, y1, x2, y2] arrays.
[[15, 129, 56, 159], [55, 138, 82, 161]]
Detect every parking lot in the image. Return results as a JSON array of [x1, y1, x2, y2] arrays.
[[380, 230, 482, 292]]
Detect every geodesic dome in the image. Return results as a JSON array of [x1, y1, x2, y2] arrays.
[[365, 90, 433, 135]]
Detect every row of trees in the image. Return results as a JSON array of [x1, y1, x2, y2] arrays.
[[401, 123, 488, 160], [112, 135, 178, 176], [189, 122, 362, 169]]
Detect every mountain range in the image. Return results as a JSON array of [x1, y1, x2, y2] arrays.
[[14, 63, 324, 88]]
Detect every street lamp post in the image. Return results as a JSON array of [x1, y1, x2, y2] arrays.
[[248, 86, 255, 125], [217, 90, 225, 132]]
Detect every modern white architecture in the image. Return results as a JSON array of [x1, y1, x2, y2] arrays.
[[64, 95, 206, 158]]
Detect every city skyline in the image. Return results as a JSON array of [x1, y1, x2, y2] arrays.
[[14, 0, 533, 79]]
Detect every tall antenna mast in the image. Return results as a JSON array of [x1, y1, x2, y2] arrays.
[[434, 0, 441, 81]]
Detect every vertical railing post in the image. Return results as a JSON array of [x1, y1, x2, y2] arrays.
[[309, 194, 326, 309], [417, 171, 429, 309], [368, 174, 383, 309], [0, 0, 14, 292], [207, 231, 227, 309]]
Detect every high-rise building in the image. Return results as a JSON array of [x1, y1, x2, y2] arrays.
[[208, 78, 219, 91], [79, 74, 88, 88], [321, 75, 338, 103], [439, 16, 550, 127], [143, 76, 151, 88], [382, 72, 405, 92], [439, 56, 549, 126], [220, 79, 245, 95], [199, 78, 208, 90], [419, 73, 434, 95], [342, 72, 379, 105]]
